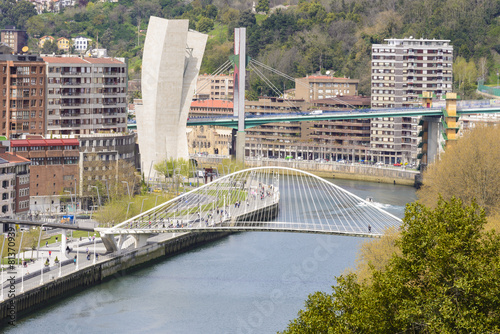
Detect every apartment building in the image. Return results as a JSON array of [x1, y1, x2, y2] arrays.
[[295, 75, 359, 102], [0, 151, 30, 228], [188, 100, 234, 156], [244, 97, 310, 158], [195, 74, 233, 100], [0, 27, 28, 54], [10, 137, 79, 213], [0, 54, 46, 138], [79, 132, 136, 210], [370, 37, 453, 164], [43, 55, 128, 135]]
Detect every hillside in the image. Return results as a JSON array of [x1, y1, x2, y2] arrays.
[[2, 0, 499, 98]]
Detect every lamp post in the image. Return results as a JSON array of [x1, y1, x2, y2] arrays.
[[155, 195, 160, 207], [93, 233, 97, 264], [121, 181, 131, 198], [140, 198, 146, 213], [126, 202, 133, 219], [58, 251, 62, 277], [91, 186, 101, 209], [36, 223, 47, 260], [64, 190, 73, 214], [0, 234, 5, 300], [75, 239, 79, 271], [18, 231, 24, 292], [39, 251, 44, 285]]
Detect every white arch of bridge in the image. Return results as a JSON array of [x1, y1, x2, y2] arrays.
[[97, 167, 402, 245]]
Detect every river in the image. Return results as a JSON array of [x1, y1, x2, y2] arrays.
[[4, 178, 416, 334]]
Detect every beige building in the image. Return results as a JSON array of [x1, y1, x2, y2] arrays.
[[0, 27, 28, 54], [195, 73, 233, 100], [43, 55, 128, 135], [188, 99, 234, 156], [294, 75, 359, 102]]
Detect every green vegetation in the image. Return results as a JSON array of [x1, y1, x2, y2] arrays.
[[281, 198, 500, 333], [282, 124, 500, 333], [2, 0, 497, 97]]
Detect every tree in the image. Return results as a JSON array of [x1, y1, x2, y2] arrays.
[[281, 198, 500, 333], [196, 17, 214, 33], [41, 40, 60, 55], [417, 125, 500, 216], [237, 9, 256, 28], [0, 0, 37, 29], [255, 0, 269, 13]]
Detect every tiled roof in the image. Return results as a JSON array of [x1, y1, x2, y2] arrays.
[[0, 152, 30, 163], [10, 138, 80, 147], [42, 56, 125, 65], [191, 100, 234, 108], [300, 75, 352, 80], [42, 56, 88, 64]]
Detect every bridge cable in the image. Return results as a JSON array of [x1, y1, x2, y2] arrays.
[[250, 58, 357, 110]]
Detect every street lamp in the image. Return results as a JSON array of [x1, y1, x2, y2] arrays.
[[0, 234, 5, 300], [93, 233, 97, 264], [18, 230, 24, 292], [126, 202, 133, 219], [91, 186, 101, 209], [64, 190, 73, 214], [155, 195, 160, 207], [36, 223, 47, 259], [140, 198, 146, 213], [39, 251, 44, 285], [75, 238, 79, 271], [121, 181, 131, 198]]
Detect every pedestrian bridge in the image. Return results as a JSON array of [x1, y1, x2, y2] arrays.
[[97, 167, 402, 250]]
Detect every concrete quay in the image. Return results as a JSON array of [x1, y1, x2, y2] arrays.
[[0, 230, 231, 325]]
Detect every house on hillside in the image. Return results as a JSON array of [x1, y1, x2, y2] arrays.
[[57, 37, 70, 51], [39, 35, 55, 48]]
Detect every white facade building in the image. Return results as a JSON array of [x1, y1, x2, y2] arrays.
[[72, 36, 91, 52], [369, 37, 453, 164]]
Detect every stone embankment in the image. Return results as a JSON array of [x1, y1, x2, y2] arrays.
[[194, 156, 418, 186], [0, 231, 230, 324]]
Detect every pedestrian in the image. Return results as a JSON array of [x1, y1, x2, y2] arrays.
[[368, 225, 372, 233], [55, 237, 58, 243], [49, 250, 52, 257], [73, 256, 77, 265], [96, 253, 99, 260], [87, 254, 90, 261], [45, 241, 48, 247]]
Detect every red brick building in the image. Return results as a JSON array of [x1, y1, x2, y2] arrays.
[[0, 54, 46, 138]]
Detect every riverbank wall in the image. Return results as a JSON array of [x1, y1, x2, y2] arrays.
[[195, 156, 418, 186], [0, 231, 230, 324], [246, 160, 417, 186]]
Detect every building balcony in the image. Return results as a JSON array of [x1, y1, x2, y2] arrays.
[[60, 71, 82, 76]]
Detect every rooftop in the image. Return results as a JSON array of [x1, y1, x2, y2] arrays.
[[0, 152, 30, 164], [191, 100, 234, 108], [0, 54, 44, 62], [42, 55, 125, 65]]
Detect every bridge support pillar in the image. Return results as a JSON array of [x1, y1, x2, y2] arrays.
[[132, 234, 151, 249], [101, 233, 118, 253], [443, 92, 460, 146]]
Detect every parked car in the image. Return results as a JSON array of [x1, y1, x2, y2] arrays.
[[337, 159, 346, 163], [394, 163, 402, 166]]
